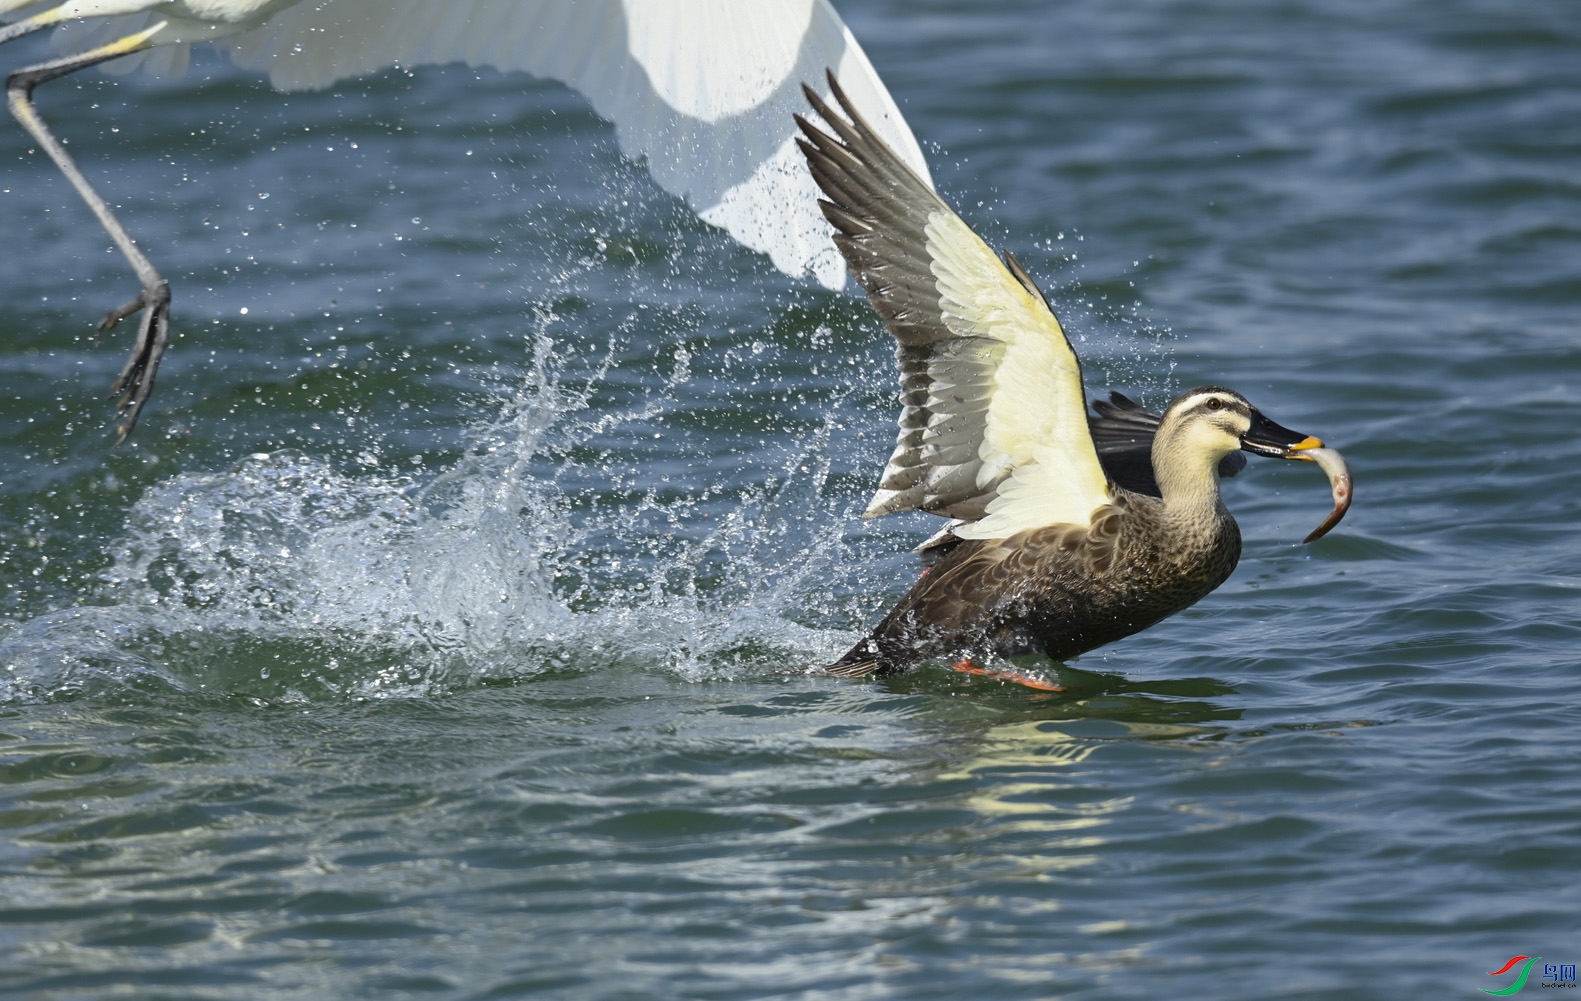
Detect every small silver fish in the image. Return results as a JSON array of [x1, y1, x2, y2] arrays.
[[1300, 446, 1352, 543]]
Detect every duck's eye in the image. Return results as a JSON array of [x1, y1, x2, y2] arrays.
[[1206, 397, 1223, 411]]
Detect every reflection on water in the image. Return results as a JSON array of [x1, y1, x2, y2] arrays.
[[940, 690, 1236, 860]]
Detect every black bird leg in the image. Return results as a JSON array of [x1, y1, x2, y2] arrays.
[[6, 21, 169, 443]]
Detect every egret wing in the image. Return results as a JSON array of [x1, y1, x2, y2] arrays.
[[796, 74, 1111, 538], [55, 0, 931, 290]]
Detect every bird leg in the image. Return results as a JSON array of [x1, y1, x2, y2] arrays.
[[6, 20, 171, 442]]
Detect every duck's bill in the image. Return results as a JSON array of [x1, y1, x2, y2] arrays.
[[1239, 411, 1324, 459], [1238, 414, 1351, 542]]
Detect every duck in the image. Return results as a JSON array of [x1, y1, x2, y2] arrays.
[[793, 73, 1351, 682]]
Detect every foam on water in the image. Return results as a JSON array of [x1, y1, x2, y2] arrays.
[[0, 336, 857, 705]]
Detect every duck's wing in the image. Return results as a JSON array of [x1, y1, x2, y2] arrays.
[[796, 73, 1111, 540], [1089, 391, 1246, 497], [57, 0, 929, 290]]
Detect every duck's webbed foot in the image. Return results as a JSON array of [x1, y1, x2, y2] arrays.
[[950, 658, 1065, 692]]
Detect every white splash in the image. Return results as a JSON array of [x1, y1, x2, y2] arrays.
[[0, 336, 859, 705]]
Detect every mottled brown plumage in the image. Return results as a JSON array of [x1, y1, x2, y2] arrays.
[[827, 487, 1241, 676], [797, 73, 1347, 678]]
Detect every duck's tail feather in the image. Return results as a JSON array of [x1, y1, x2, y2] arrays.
[[821, 658, 882, 678]]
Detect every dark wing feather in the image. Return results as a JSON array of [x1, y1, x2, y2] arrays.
[[796, 78, 995, 519]]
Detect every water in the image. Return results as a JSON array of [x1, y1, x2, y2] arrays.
[[2, 1, 1579, 997]]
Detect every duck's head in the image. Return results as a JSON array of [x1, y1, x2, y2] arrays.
[[1153, 387, 1323, 493], [1152, 386, 1351, 541]]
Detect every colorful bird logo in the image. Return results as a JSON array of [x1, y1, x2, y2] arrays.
[[1483, 956, 1540, 996]]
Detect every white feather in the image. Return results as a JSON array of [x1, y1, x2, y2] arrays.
[[38, 0, 933, 289], [920, 208, 1112, 539]]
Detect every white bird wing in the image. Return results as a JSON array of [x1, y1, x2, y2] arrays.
[[796, 75, 1112, 540], [52, 0, 931, 289]]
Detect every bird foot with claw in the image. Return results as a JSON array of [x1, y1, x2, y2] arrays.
[[101, 283, 172, 443], [99, 291, 153, 332], [950, 659, 1065, 692]]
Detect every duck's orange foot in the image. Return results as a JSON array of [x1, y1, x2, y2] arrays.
[[950, 659, 1065, 692]]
